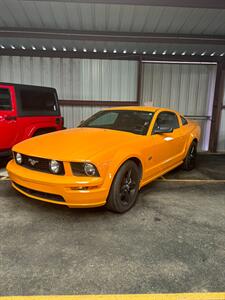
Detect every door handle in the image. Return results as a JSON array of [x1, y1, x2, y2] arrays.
[[5, 116, 17, 121]]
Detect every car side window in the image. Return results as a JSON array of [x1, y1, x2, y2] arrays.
[[180, 115, 188, 125], [0, 88, 12, 111], [153, 112, 180, 132]]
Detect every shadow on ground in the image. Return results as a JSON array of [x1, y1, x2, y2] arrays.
[[164, 153, 225, 180]]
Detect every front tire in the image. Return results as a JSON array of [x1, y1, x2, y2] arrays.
[[106, 160, 140, 213], [182, 141, 197, 171]]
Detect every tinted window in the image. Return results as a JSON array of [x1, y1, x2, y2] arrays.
[[19, 88, 59, 116], [88, 112, 118, 127], [79, 110, 154, 135], [153, 112, 179, 131], [180, 115, 188, 125], [0, 88, 12, 111]]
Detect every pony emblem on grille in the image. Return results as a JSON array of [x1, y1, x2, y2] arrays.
[[28, 158, 39, 166]]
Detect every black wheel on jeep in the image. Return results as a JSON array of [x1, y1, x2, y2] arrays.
[[33, 129, 55, 137], [182, 141, 197, 171], [106, 160, 140, 213]]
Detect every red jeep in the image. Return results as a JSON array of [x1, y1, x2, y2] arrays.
[[0, 83, 63, 157]]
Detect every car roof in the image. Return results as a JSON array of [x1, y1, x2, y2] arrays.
[[0, 82, 56, 92], [104, 106, 178, 114]]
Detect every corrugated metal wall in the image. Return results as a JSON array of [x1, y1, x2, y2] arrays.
[[141, 62, 217, 150], [61, 105, 110, 128], [0, 56, 138, 127], [1, 55, 222, 151]]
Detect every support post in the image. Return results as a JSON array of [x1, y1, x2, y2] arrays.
[[209, 61, 225, 152], [136, 56, 143, 105]]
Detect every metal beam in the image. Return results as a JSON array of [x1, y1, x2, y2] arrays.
[[209, 62, 225, 152], [58, 100, 138, 106], [1, 48, 224, 63], [0, 49, 224, 64], [1, 28, 225, 45], [136, 58, 143, 104], [21, 0, 225, 9]]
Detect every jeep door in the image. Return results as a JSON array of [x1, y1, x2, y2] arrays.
[[0, 85, 18, 150]]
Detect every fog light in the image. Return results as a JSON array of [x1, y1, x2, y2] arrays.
[[15, 153, 22, 164], [49, 160, 60, 174], [71, 186, 89, 191]]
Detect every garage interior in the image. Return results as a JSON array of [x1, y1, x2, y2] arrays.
[[0, 0, 225, 297]]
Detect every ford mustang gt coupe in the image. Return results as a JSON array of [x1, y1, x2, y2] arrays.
[[7, 106, 200, 213]]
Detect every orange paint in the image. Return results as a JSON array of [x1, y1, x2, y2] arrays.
[[7, 106, 200, 208]]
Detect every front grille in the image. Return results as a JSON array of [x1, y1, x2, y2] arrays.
[[14, 153, 65, 175], [13, 182, 65, 203]]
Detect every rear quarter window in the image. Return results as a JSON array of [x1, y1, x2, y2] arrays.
[[180, 115, 188, 125], [18, 88, 60, 116], [0, 88, 12, 111]]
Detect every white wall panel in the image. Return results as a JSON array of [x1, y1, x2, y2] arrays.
[[60, 105, 107, 128], [0, 56, 138, 130], [142, 63, 216, 115], [142, 62, 217, 150], [0, 56, 138, 101]]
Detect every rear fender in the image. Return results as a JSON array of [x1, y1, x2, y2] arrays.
[[185, 123, 201, 155]]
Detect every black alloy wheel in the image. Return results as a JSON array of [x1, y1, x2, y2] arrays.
[[182, 141, 197, 171], [106, 160, 140, 213]]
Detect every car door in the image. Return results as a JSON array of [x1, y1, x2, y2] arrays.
[[145, 111, 185, 178], [0, 85, 18, 150]]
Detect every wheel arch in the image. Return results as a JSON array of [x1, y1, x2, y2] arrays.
[[110, 155, 143, 184], [185, 135, 199, 156], [128, 157, 143, 179], [105, 156, 143, 212], [192, 138, 198, 144], [32, 127, 56, 137]]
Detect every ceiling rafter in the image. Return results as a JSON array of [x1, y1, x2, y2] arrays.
[[21, 0, 225, 9], [0, 28, 225, 45], [0, 48, 224, 63]]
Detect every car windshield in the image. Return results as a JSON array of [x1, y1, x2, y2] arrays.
[[79, 110, 154, 135]]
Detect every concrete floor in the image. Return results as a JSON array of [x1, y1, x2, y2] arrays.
[[0, 154, 225, 296]]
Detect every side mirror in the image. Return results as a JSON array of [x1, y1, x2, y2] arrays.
[[153, 126, 174, 134]]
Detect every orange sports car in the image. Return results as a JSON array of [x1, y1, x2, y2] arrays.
[[7, 106, 200, 213]]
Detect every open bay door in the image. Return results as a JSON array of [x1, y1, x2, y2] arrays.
[[141, 62, 217, 151]]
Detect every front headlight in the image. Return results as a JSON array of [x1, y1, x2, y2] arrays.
[[15, 153, 23, 165], [84, 163, 98, 176], [49, 160, 61, 174], [71, 162, 100, 177]]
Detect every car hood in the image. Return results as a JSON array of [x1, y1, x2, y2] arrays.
[[13, 128, 141, 161]]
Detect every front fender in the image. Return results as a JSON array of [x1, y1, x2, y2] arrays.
[[107, 152, 144, 184]]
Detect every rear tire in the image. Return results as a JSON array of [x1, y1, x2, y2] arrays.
[[106, 160, 140, 213], [182, 141, 197, 171], [33, 128, 55, 137]]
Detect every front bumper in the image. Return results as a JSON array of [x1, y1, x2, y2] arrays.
[[7, 160, 109, 208]]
